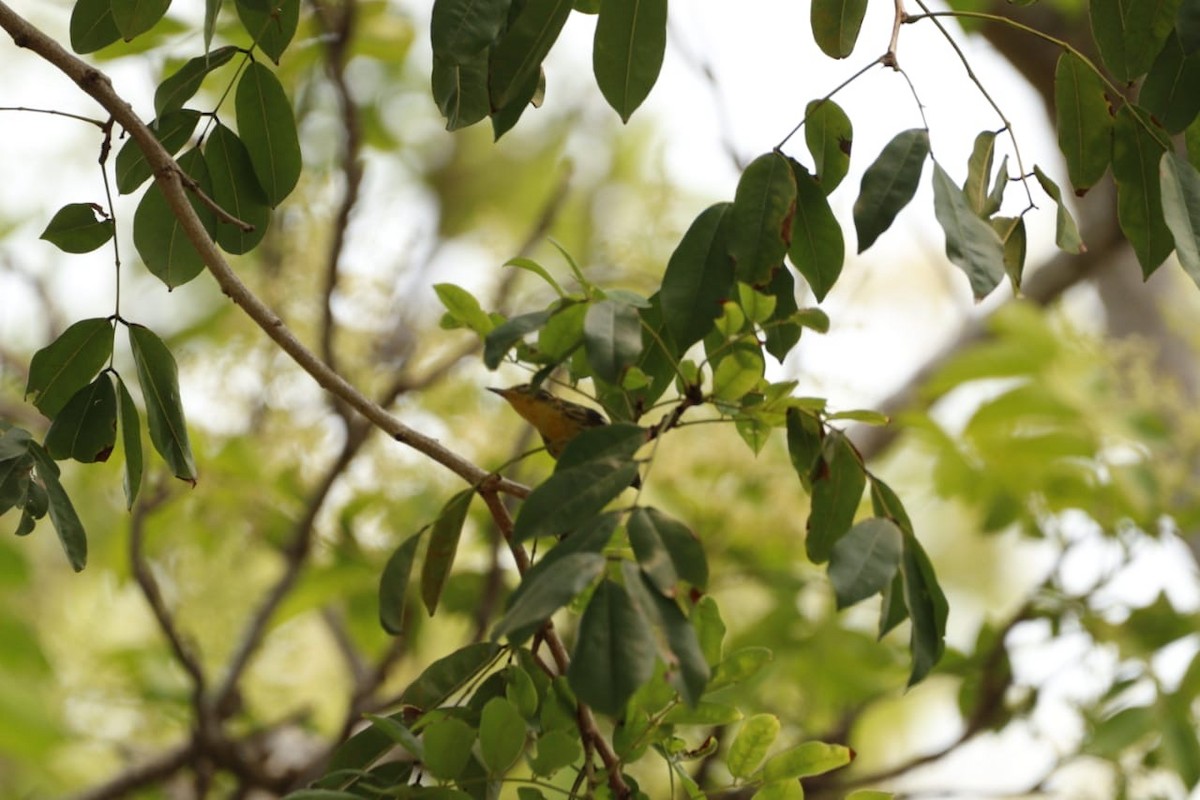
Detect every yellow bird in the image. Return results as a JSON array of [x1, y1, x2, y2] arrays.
[[488, 384, 609, 458]]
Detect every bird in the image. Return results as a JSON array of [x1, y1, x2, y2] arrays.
[[488, 384, 610, 458]]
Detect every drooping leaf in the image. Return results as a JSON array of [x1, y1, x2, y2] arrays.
[[787, 160, 845, 302], [762, 266, 803, 362], [621, 564, 710, 706], [420, 488, 475, 615], [204, 0, 221, 51], [379, 530, 423, 635], [901, 531, 948, 686], [128, 324, 197, 482], [1032, 167, 1084, 255], [1112, 105, 1172, 276], [116, 109, 201, 194], [236, 61, 302, 206], [1141, 33, 1200, 134], [115, 375, 143, 509], [28, 444, 87, 572], [1090, 0, 1180, 81], [490, 65, 542, 140], [1160, 151, 1200, 287], [805, 99, 853, 194], [827, 518, 903, 609], [488, 0, 571, 108], [990, 215, 1028, 291], [962, 130, 997, 215], [430, 0, 510, 63], [584, 299, 643, 384], [399, 641, 503, 710], [854, 129, 930, 253], [70, 0, 121, 54], [1054, 52, 1113, 194], [133, 147, 216, 288], [555, 423, 645, 470], [806, 429, 865, 564], [154, 46, 239, 117], [592, 0, 668, 122], [39, 204, 114, 254], [432, 51, 491, 131], [512, 458, 638, 541], [567, 579, 657, 716], [729, 152, 797, 287], [26, 318, 115, 419], [811, 0, 867, 58], [111, 0, 169, 41], [785, 407, 823, 491], [660, 203, 735, 350], [204, 123, 271, 254], [627, 506, 708, 592], [931, 162, 1006, 300], [236, 0, 300, 64], [43, 375, 118, 464]]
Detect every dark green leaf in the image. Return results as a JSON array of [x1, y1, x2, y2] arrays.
[[115, 375, 143, 509], [379, 530, 423, 635], [432, 51, 491, 131], [806, 430, 865, 564], [422, 717, 476, 780], [26, 318, 114, 419], [154, 46, 239, 117], [128, 324, 196, 481], [236, 0, 300, 64], [1090, 0, 1179, 81], [1161, 150, 1200, 286], [479, 697, 526, 774], [39, 204, 114, 254], [1142, 33, 1200, 133], [204, 123, 271, 254], [44, 376, 117, 463], [484, 308, 556, 369], [431, 0, 510, 63], [878, 571, 908, 638], [592, 0, 667, 122], [931, 162, 1005, 300], [362, 713, 423, 758], [493, 552, 606, 643], [788, 160, 844, 302], [555, 423, 644, 470], [622, 565, 710, 706], [627, 506, 708, 592], [786, 407, 823, 491], [828, 518, 903, 609], [512, 459, 638, 542], [421, 488, 475, 615], [488, 0, 571, 108], [567, 579, 657, 716], [963, 131, 997, 215], [116, 109, 201, 194], [205, 0, 220, 51], [729, 152, 797, 286], [399, 641, 503, 710], [1054, 52, 1113, 194], [111, 0, 169, 40], [1181, 0, 1200, 53], [901, 532, 947, 686], [660, 202, 735, 350], [763, 266, 802, 362], [490, 65, 542, 140], [133, 147, 216, 288], [986, 155, 1010, 217], [1032, 167, 1084, 255], [584, 299, 643, 384], [990, 215, 1027, 292], [236, 62, 302, 206], [806, 100, 853, 194], [528, 729, 581, 776], [854, 129, 929, 252], [28, 444, 87, 571], [1112, 105, 1172, 276], [811, 0, 867, 57], [70, 0, 121, 54]]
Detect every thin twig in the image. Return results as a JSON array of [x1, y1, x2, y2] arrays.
[[71, 743, 195, 800]]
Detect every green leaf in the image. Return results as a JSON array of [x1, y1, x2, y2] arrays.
[[28, 444, 87, 572], [528, 729, 582, 776], [986, 155, 1010, 217], [1112, 105, 1173, 276], [236, 0, 300, 64], [828, 518, 903, 609], [204, 0, 220, 51], [488, 0, 572, 108], [738, 283, 777, 324], [236, 62, 302, 206], [622, 566, 710, 706], [805, 100, 853, 194], [963, 130, 997, 216], [627, 507, 708, 593], [490, 66, 542, 140], [555, 423, 644, 470], [811, 0, 867, 57], [479, 697, 526, 774], [729, 152, 797, 286], [505, 663, 540, 719], [712, 344, 765, 403], [990, 215, 1028, 291], [432, 52, 491, 131], [39, 204, 114, 254], [787, 160, 844, 302], [785, 407, 823, 491], [584, 299, 643, 384], [204, 123, 271, 254], [422, 717, 476, 780], [116, 109, 201, 194], [661, 203, 735, 350], [567, 579, 657, 716], [512, 458, 638, 541], [1160, 151, 1200, 287], [362, 713, 424, 759], [484, 308, 556, 369], [901, 531, 948, 686], [763, 267, 802, 362], [854, 129, 930, 252], [379, 530, 423, 635], [1141, 33, 1200, 133], [492, 552, 606, 643], [133, 147, 216, 288], [399, 641, 503, 710], [26, 319, 114, 420], [435, 284, 496, 335], [806, 430, 865, 564], [44, 376, 118, 463], [727, 714, 780, 779], [128, 324, 196, 482], [111, 0, 169, 40], [761, 741, 853, 780], [693, 595, 725, 666], [421, 488, 475, 616], [931, 162, 1005, 300], [1032, 167, 1084, 255], [1090, 0, 1179, 81], [753, 781, 805, 800], [115, 375, 143, 510], [70, 0, 121, 54], [431, 0, 509, 63], [154, 46, 239, 117], [1182, 0, 1200, 53], [592, 0, 667, 122], [878, 572, 908, 638], [708, 646, 773, 692]]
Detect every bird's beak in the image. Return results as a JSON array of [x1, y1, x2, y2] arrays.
[[487, 387, 504, 396]]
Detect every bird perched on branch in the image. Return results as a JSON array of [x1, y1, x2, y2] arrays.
[[488, 383, 609, 458]]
